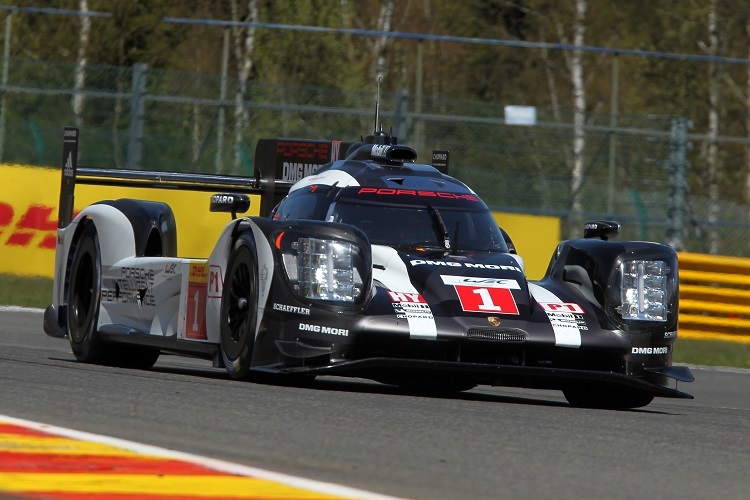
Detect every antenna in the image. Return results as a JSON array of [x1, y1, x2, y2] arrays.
[[374, 76, 382, 134]]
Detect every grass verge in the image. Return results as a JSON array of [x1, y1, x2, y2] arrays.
[[0, 274, 748, 369], [0, 274, 52, 310], [673, 338, 750, 369]]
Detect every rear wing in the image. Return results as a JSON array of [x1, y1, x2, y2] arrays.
[[57, 128, 351, 228]]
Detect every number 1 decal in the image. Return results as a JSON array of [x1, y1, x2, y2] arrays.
[[454, 285, 519, 315], [186, 262, 208, 339]]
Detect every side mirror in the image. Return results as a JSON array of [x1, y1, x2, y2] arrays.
[[583, 220, 620, 241], [210, 193, 251, 220]]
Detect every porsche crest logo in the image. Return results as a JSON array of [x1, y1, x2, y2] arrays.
[[487, 316, 501, 327]]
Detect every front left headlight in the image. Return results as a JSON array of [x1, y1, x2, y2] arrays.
[[618, 260, 668, 322], [280, 233, 367, 304]]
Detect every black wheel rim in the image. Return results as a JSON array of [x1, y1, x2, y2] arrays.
[[225, 254, 254, 358], [71, 249, 95, 343]]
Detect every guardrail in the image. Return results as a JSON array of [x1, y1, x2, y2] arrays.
[[678, 252, 750, 344]]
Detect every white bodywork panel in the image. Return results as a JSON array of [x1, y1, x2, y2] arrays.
[[97, 256, 211, 342]]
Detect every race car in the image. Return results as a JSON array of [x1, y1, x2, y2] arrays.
[[44, 125, 693, 409]]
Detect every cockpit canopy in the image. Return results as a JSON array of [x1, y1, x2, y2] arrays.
[[273, 184, 509, 253]]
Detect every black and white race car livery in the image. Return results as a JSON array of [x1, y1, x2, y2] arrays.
[[44, 126, 693, 409]]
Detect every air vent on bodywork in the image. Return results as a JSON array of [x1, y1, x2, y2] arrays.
[[467, 328, 528, 343]]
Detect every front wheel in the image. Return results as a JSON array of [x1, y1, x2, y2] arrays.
[[563, 383, 654, 410], [220, 234, 258, 380]]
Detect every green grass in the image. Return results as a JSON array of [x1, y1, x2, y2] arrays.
[[0, 274, 53, 309], [0, 274, 748, 369], [673, 338, 750, 369]]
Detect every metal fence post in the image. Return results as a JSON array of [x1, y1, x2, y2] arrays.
[[214, 29, 229, 174], [0, 12, 12, 163], [393, 89, 409, 143], [127, 63, 147, 170], [666, 116, 689, 250]]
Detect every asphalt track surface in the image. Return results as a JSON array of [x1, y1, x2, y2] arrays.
[[1, 308, 749, 499]]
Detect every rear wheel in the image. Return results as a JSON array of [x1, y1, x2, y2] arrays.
[[220, 235, 258, 380], [563, 383, 654, 410], [68, 224, 160, 369], [68, 224, 110, 363]]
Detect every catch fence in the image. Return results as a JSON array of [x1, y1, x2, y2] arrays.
[[1, 57, 749, 255]]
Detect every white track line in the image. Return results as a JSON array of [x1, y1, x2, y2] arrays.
[[0, 414, 403, 500], [0, 305, 44, 313]]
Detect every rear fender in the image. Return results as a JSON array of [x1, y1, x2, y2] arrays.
[[70, 204, 137, 267]]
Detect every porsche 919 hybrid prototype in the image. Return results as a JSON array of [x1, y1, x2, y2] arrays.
[[44, 125, 693, 409]]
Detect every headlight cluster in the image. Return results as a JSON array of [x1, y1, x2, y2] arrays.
[[618, 260, 667, 322], [280, 234, 366, 303]]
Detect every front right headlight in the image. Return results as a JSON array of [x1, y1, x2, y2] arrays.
[[277, 229, 370, 305]]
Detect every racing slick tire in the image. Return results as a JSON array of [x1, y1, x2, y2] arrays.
[[68, 223, 110, 363], [220, 234, 258, 380], [68, 224, 161, 369], [563, 383, 654, 410]]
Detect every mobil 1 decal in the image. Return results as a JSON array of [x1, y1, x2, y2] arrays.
[[539, 302, 587, 347], [441, 275, 520, 314]]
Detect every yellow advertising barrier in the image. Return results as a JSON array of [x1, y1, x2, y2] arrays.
[[678, 252, 750, 344], [0, 164, 260, 277], [1, 164, 560, 280]]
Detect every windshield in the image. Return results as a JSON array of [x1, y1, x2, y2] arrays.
[[330, 201, 509, 252]]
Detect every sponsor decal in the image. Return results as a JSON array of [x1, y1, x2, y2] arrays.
[[410, 259, 522, 272], [371, 144, 390, 157], [64, 152, 74, 178], [188, 263, 208, 281], [357, 187, 478, 201], [432, 151, 448, 163], [393, 301, 433, 320], [387, 291, 425, 303], [331, 140, 342, 161], [388, 291, 431, 316], [273, 303, 311, 315], [440, 275, 519, 314], [102, 266, 157, 307], [0, 203, 58, 250], [276, 141, 330, 160], [164, 262, 179, 275], [664, 331, 677, 339], [186, 262, 209, 339], [631, 346, 669, 355], [282, 162, 319, 182], [387, 291, 433, 320], [546, 311, 588, 332], [208, 265, 223, 298], [529, 282, 582, 348], [298, 323, 348, 336], [211, 194, 237, 204], [539, 302, 584, 314], [441, 275, 521, 289]]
